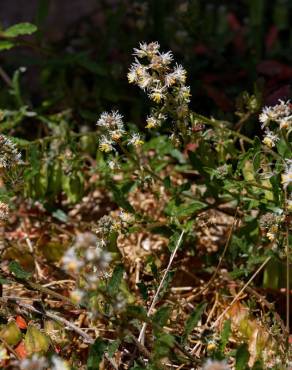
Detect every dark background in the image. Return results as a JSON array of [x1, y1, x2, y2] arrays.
[[0, 0, 291, 132]]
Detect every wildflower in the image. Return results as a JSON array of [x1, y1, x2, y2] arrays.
[[202, 359, 230, 370], [279, 116, 292, 129], [262, 130, 279, 148], [62, 247, 84, 273], [149, 52, 173, 70], [19, 354, 48, 370], [149, 87, 165, 103], [97, 111, 123, 130], [145, 113, 166, 129], [0, 134, 22, 169], [108, 158, 120, 170], [0, 202, 9, 221], [119, 210, 134, 224], [281, 160, 292, 188], [267, 224, 279, 242], [133, 41, 160, 58], [176, 86, 191, 102], [146, 115, 159, 129], [172, 64, 187, 84], [51, 356, 70, 370], [259, 100, 291, 128], [159, 51, 173, 65], [99, 135, 114, 153], [128, 133, 144, 147]]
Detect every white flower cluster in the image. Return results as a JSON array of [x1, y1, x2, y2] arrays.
[[128, 41, 191, 129], [0, 134, 22, 169], [97, 110, 144, 154], [260, 100, 292, 148], [62, 232, 111, 299]]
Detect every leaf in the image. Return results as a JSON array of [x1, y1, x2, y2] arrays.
[[235, 343, 250, 370], [108, 264, 124, 296], [14, 341, 27, 359], [0, 321, 22, 346], [168, 231, 180, 252], [0, 276, 12, 284], [16, 316, 27, 330], [87, 338, 107, 370], [109, 182, 135, 213], [220, 319, 231, 352], [183, 302, 207, 342], [9, 261, 31, 279], [0, 40, 15, 51], [165, 200, 207, 217], [153, 333, 175, 361], [152, 305, 171, 332], [3, 23, 37, 37], [24, 325, 50, 355]]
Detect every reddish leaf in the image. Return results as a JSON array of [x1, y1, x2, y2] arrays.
[[15, 341, 27, 359], [16, 316, 27, 330], [266, 26, 278, 50]]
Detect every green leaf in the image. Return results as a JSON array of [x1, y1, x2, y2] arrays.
[[235, 343, 250, 370], [220, 319, 231, 352], [107, 339, 121, 357], [153, 333, 175, 361], [9, 261, 31, 279], [165, 200, 207, 217], [109, 182, 135, 213], [183, 302, 207, 342], [168, 231, 180, 252], [0, 276, 12, 284], [87, 338, 107, 370], [108, 264, 124, 296], [3, 23, 37, 37], [0, 40, 15, 51], [152, 305, 171, 333]]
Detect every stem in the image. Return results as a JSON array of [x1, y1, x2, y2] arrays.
[[138, 230, 185, 344], [211, 255, 272, 329]]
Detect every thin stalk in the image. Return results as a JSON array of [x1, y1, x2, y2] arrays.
[[138, 230, 185, 344], [211, 255, 272, 329]]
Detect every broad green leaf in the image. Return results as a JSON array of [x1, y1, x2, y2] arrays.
[[0, 40, 15, 50], [9, 261, 31, 279], [235, 343, 250, 370], [87, 338, 107, 370], [183, 302, 207, 342], [3, 23, 37, 37]]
